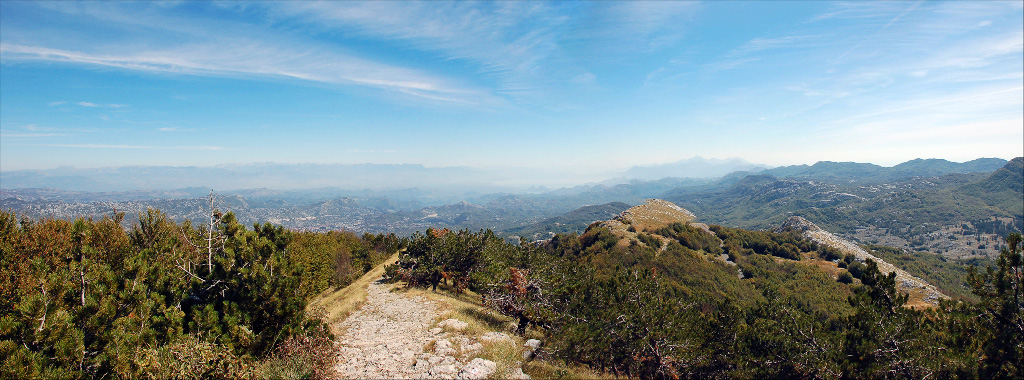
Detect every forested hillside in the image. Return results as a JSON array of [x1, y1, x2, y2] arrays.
[[0, 208, 398, 379], [386, 201, 1023, 379]]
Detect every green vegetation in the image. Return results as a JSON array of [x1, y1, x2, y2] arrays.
[[0, 207, 396, 379], [967, 232, 1023, 379], [388, 222, 1024, 379], [864, 244, 983, 301], [4, 199, 1022, 379]]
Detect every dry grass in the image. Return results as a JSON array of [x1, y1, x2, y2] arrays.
[[307, 252, 399, 335], [401, 285, 522, 376], [401, 286, 512, 336], [523, 360, 622, 380], [401, 284, 603, 379]]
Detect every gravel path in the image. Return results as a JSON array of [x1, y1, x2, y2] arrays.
[[333, 278, 446, 379], [333, 278, 531, 379]]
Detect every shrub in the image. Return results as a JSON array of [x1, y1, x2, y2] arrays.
[[140, 335, 255, 380], [258, 324, 334, 380], [837, 271, 854, 284]]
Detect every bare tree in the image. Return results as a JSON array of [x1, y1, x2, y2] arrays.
[[177, 190, 226, 282]]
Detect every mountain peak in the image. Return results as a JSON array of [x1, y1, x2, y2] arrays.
[[594, 199, 697, 238]]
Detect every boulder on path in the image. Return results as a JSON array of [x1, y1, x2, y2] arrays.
[[458, 358, 496, 380]]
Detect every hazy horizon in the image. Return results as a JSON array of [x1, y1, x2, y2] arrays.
[[1, 155, 1016, 193]]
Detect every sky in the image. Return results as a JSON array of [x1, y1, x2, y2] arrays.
[[1, 1, 1022, 181]]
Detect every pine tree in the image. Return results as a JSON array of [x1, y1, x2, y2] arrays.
[[969, 232, 1023, 379]]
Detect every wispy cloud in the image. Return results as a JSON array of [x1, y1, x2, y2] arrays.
[[827, 85, 1023, 126], [0, 0, 498, 106], [77, 101, 125, 108], [574, 1, 700, 52], [47, 101, 127, 108], [1, 1, 705, 108], [0, 42, 486, 105], [736, 35, 824, 54], [266, 1, 570, 103], [0, 124, 93, 138], [835, 1, 924, 61]]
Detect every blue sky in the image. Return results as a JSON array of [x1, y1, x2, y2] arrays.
[[1, 1, 1022, 181]]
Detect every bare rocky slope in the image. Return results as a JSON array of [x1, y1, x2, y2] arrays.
[[776, 216, 948, 307]]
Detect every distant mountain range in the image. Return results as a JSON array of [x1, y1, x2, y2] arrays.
[[504, 202, 632, 239], [756, 157, 1008, 184], [2, 157, 1020, 259]]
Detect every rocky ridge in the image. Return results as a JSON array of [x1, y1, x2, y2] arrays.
[[777, 216, 948, 306]]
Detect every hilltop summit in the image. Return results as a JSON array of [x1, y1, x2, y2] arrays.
[[615, 199, 696, 229], [593, 199, 698, 249]]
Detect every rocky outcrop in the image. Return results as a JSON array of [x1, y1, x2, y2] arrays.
[[777, 216, 947, 306]]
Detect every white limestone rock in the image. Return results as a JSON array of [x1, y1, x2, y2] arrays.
[[506, 367, 532, 380], [434, 339, 457, 357], [522, 338, 542, 359], [457, 358, 496, 380]]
